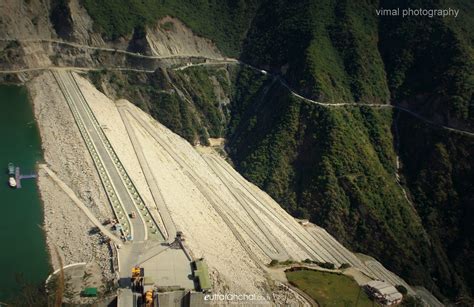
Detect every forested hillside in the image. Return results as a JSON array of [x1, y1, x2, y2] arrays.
[[80, 0, 473, 303], [81, 0, 260, 56], [379, 0, 474, 129]]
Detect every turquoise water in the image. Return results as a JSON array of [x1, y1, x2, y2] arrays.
[[0, 85, 50, 301]]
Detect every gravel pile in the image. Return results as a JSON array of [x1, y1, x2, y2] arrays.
[[29, 71, 116, 285]]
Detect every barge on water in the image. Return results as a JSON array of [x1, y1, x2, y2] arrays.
[[8, 163, 16, 188]]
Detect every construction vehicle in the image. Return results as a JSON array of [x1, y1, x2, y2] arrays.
[[7, 163, 16, 187], [142, 276, 155, 307], [131, 266, 141, 280], [131, 266, 144, 293], [144, 289, 154, 307], [130, 266, 156, 306]]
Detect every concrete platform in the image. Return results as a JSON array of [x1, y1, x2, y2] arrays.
[[139, 246, 194, 289]]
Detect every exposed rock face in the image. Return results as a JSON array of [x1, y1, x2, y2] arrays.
[[0, 0, 54, 39], [146, 17, 222, 58], [19, 41, 52, 68], [67, 0, 105, 46]]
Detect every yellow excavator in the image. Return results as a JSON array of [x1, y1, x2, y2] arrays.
[[131, 266, 144, 293], [131, 266, 141, 279], [145, 289, 154, 307], [131, 266, 155, 306]]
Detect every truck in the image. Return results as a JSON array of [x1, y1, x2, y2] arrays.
[[131, 266, 144, 293], [143, 277, 155, 307], [131, 266, 156, 306], [144, 289, 154, 307]]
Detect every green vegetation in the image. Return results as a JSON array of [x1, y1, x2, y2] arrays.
[[228, 77, 432, 287], [397, 112, 474, 299], [396, 285, 408, 296], [81, 0, 473, 119], [81, 0, 262, 56], [160, 21, 175, 32], [80, 0, 473, 302], [401, 295, 425, 307], [173, 67, 226, 137], [269, 259, 279, 267], [0, 40, 22, 64], [50, 0, 73, 39], [302, 259, 336, 270], [230, 1, 473, 301], [268, 259, 295, 267], [379, 0, 474, 124], [286, 269, 374, 307], [88, 66, 232, 145], [318, 263, 336, 270], [241, 0, 390, 104]]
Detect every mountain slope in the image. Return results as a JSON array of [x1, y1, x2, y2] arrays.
[[59, 0, 474, 303], [81, 0, 261, 56], [226, 69, 434, 288]]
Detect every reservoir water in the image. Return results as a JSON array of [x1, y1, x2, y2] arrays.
[[0, 85, 50, 301]]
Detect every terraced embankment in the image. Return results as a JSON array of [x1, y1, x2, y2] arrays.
[[53, 70, 163, 241], [117, 100, 434, 299], [47, 72, 442, 304], [117, 103, 177, 242]]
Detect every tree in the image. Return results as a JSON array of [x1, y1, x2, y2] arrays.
[[395, 284, 408, 295], [401, 295, 424, 307]]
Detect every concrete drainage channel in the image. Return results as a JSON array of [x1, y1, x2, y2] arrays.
[[67, 74, 163, 241], [118, 106, 177, 242], [53, 70, 163, 241], [53, 71, 133, 239]]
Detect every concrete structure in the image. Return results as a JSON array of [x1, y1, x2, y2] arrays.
[[53, 70, 195, 307], [13, 166, 37, 189], [139, 245, 194, 290], [364, 280, 403, 306], [156, 291, 209, 307], [50, 69, 442, 306], [192, 259, 211, 292], [117, 103, 177, 242]]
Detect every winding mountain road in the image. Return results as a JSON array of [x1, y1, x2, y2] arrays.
[[1, 38, 473, 137]]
